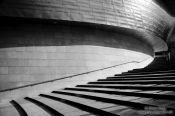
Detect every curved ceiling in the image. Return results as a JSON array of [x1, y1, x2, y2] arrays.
[[0, 0, 172, 53]]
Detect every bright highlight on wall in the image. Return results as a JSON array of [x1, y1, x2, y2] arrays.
[[0, 45, 153, 91]]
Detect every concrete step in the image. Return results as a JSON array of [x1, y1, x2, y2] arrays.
[[31, 96, 89, 116], [77, 84, 175, 91], [16, 99, 50, 116], [98, 79, 175, 82], [54, 89, 175, 111], [52, 90, 160, 109], [25, 97, 65, 116], [47, 93, 116, 109], [65, 87, 175, 101], [115, 73, 175, 77], [127, 69, 175, 73], [88, 80, 175, 84], [107, 75, 175, 80], [122, 70, 175, 75], [39, 93, 118, 116]]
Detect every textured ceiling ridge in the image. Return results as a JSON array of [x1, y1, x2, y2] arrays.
[[0, 0, 171, 38]]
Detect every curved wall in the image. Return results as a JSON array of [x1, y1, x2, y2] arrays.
[[0, 0, 171, 91], [0, 0, 171, 51], [0, 23, 153, 90]]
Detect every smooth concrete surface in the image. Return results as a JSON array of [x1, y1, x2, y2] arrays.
[[0, 46, 153, 91], [0, 104, 19, 116]]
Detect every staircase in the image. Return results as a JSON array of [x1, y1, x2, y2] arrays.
[[1, 67, 175, 116]]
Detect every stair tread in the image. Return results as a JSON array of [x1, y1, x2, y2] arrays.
[[40, 93, 118, 116], [89, 80, 175, 84], [59, 89, 141, 101], [53, 89, 175, 111], [107, 76, 175, 80], [86, 84, 159, 86], [81, 105, 137, 116], [80, 87, 174, 95], [0, 104, 19, 116], [16, 99, 50, 116], [59, 89, 175, 110], [79, 84, 172, 87], [124, 70, 175, 75], [116, 73, 175, 77], [33, 96, 88, 115], [97, 80, 175, 82], [66, 87, 175, 101], [76, 87, 141, 92], [79, 87, 165, 93], [49, 93, 116, 109], [50, 92, 146, 115]]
